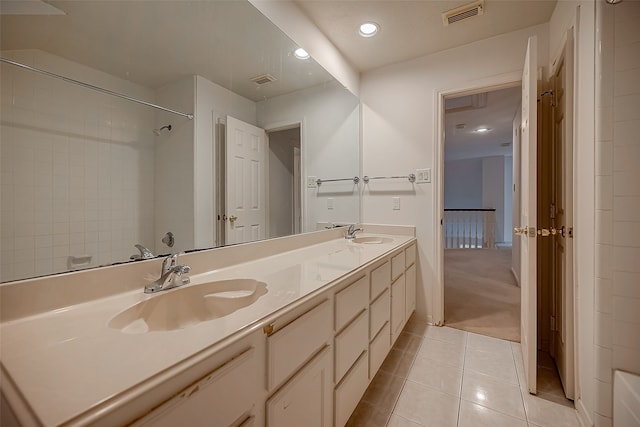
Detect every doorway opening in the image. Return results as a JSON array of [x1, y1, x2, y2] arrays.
[[266, 125, 302, 238], [442, 86, 520, 342]]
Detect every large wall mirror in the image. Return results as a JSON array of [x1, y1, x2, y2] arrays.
[[0, 0, 360, 282]]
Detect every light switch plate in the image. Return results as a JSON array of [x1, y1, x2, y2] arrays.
[[327, 198, 334, 210], [307, 176, 318, 188], [392, 197, 400, 210], [415, 168, 431, 183]]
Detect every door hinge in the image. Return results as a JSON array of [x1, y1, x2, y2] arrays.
[[550, 315, 557, 331]]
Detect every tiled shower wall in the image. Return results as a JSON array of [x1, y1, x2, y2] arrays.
[[594, 1, 640, 425], [1, 50, 156, 282]]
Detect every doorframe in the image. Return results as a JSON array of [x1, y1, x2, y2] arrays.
[[433, 72, 522, 326], [263, 119, 306, 235]]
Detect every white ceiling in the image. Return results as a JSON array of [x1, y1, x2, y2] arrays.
[[0, 1, 335, 102], [294, 0, 557, 73], [444, 86, 521, 161]]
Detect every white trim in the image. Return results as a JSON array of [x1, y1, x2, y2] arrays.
[[575, 398, 593, 427], [433, 71, 522, 326]]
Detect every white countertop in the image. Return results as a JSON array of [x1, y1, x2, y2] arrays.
[[0, 232, 414, 426]]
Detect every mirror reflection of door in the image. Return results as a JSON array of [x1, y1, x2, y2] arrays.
[[224, 116, 267, 245], [267, 126, 302, 238]]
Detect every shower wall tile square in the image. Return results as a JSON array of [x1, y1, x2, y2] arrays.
[[0, 50, 157, 282]]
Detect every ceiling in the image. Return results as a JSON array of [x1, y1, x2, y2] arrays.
[[444, 86, 521, 161], [0, 1, 334, 102], [294, 0, 557, 73]]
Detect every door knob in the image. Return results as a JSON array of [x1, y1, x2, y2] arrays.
[[514, 227, 527, 236], [229, 215, 237, 224]]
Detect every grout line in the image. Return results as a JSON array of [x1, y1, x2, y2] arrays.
[[456, 330, 468, 427], [512, 342, 530, 424]]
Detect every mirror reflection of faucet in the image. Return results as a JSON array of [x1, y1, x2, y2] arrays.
[[345, 224, 364, 239], [144, 253, 190, 294], [130, 244, 155, 260]]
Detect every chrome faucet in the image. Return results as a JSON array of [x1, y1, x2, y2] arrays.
[[144, 253, 190, 293], [130, 244, 155, 260], [345, 224, 363, 239]]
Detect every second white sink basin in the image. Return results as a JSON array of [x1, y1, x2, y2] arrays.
[[109, 279, 268, 334], [351, 236, 394, 245]]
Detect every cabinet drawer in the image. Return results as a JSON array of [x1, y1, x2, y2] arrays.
[[369, 288, 390, 340], [335, 311, 368, 382], [133, 347, 258, 427], [369, 322, 391, 378], [335, 352, 368, 427], [405, 243, 416, 268], [370, 261, 390, 300], [267, 346, 332, 427], [268, 300, 332, 391], [391, 251, 405, 280], [335, 276, 368, 332]]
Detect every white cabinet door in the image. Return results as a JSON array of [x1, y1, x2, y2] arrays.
[[390, 274, 406, 344], [266, 347, 332, 427], [405, 263, 416, 319]]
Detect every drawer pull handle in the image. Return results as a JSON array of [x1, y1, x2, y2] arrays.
[[263, 324, 274, 336]]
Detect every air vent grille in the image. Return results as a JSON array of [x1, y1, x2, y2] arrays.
[[251, 73, 277, 85], [443, 0, 484, 26]]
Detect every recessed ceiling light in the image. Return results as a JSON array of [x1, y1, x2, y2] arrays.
[[359, 22, 379, 37], [475, 127, 490, 133], [293, 48, 310, 60]]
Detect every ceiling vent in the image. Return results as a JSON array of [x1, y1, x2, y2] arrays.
[[442, 0, 484, 26], [251, 73, 277, 85]]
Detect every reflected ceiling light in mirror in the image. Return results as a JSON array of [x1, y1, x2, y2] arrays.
[[294, 47, 310, 60], [359, 22, 379, 37], [475, 127, 491, 133]]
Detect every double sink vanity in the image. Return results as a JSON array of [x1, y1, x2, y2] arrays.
[[0, 225, 417, 427]]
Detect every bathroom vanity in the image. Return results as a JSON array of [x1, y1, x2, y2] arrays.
[[0, 225, 417, 426]]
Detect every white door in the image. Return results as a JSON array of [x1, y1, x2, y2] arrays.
[[225, 116, 266, 245], [551, 28, 575, 400], [518, 36, 538, 395]]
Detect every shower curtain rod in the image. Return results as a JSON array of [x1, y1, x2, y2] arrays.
[[0, 57, 194, 120]]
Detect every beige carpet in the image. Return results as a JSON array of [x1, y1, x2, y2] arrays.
[[444, 247, 521, 342]]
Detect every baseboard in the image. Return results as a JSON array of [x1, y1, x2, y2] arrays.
[[511, 267, 521, 287], [576, 398, 593, 427]]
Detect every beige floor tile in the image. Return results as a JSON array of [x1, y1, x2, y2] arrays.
[[417, 337, 466, 368], [380, 348, 416, 379], [458, 400, 528, 427], [522, 392, 580, 427], [386, 414, 424, 427], [467, 332, 513, 356], [403, 315, 430, 337], [464, 347, 518, 385], [361, 370, 405, 413], [345, 401, 390, 427], [393, 380, 459, 427], [461, 370, 526, 420], [394, 332, 423, 356], [423, 325, 467, 345], [407, 354, 463, 397]]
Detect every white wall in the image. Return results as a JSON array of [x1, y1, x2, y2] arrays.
[[482, 156, 506, 243], [593, 2, 640, 426], [504, 155, 513, 244], [443, 158, 483, 209], [512, 107, 522, 283], [0, 49, 156, 281], [256, 81, 360, 232], [154, 77, 195, 254], [361, 23, 549, 323]]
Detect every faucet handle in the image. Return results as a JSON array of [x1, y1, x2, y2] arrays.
[[162, 253, 179, 273]]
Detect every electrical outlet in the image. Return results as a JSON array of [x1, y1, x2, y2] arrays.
[[307, 176, 318, 188], [392, 197, 400, 210], [416, 168, 431, 183], [327, 198, 334, 210]]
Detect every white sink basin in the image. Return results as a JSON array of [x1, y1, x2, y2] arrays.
[[109, 279, 268, 333], [350, 236, 394, 245]]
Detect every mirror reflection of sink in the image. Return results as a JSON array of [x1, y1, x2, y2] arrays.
[[109, 279, 268, 334], [351, 236, 394, 245]]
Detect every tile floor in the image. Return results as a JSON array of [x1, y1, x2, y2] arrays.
[[347, 317, 581, 427]]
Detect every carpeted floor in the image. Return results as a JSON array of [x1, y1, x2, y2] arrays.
[[444, 247, 521, 342]]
